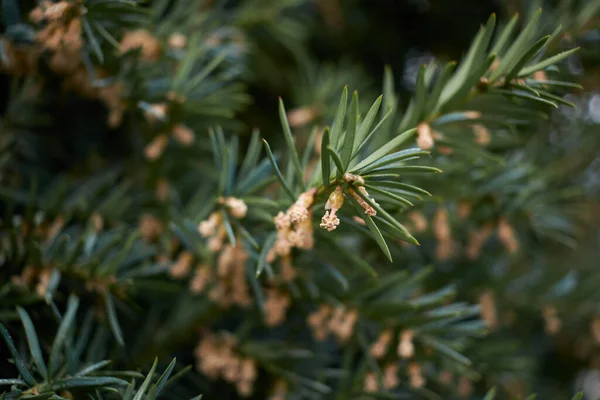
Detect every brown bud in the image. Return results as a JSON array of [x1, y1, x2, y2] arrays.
[[172, 124, 194, 145], [416, 122, 434, 150], [144, 134, 169, 160]]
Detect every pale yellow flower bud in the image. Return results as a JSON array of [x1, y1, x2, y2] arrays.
[[172, 124, 195, 146], [168, 33, 187, 49], [397, 329, 415, 359], [417, 122, 434, 149], [144, 134, 168, 160]]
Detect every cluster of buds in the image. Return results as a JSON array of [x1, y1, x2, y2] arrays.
[[139, 214, 164, 242], [97, 82, 127, 128], [478, 289, 498, 331], [407, 362, 425, 388], [363, 372, 378, 393], [85, 276, 121, 298], [30, 1, 83, 74], [407, 211, 428, 233], [31, 214, 65, 243], [433, 207, 454, 260], [343, 174, 378, 218], [543, 306, 561, 335], [320, 185, 345, 231], [120, 30, 161, 61], [307, 304, 359, 343], [198, 197, 247, 252], [264, 288, 291, 327], [194, 332, 257, 397], [169, 251, 194, 279], [208, 242, 252, 308], [472, 124, 491, 146], [11, 266, 53, 297], [0, 38, 41, 76], [466, 223, 493, 260], [190, 264, 211, 294], [279, 254, 297, 282], [497, 217, 519, 254], [219, 197, 248, 219], [198, 212, 226, 251], [383, 363, 400, 389], [267, 189, 316, 265], [29, 1, 128, 126], [144, 124, 196, 160], [363, 363, 400, 393], [370, 328, 393, 359]]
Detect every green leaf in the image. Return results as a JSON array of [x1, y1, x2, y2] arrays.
[[399, 64, 427, 131], [278, 98, 306, 189], [424, 62, 456, 114], [440, 13, 496, 106], [133, 358, 158, 400], [353, 95, 382, 157], [570, 392, 583, 400], [375, 165, 442, 175], [489, 88, 558, 108], [364, 185, 413, 207], [49, 295, 79, 377], [354, 189, 419, 245], [0, 323, 36, 386], [518, 47, 580, 77], [420, 336, 471, 366], [0, 379, 25, 386], [256, 232, 277, 278], [504, 35, 550, 82], [351, 128, 417, 172], [75, 360, 112, 377], [104, 293, 124, 346], [262, 139, 296, 201], [239, 129, 261, 180], [82, 18, 104, 63], [491, 13, 518, 57], [155, 358, 176, 396], [327, 146, 345, 177], [526, 79, 582, 89], [331, 86, 349, 148], [321, 127, 331, 188], [366, 181, 431, 197], [352, 107, 394, 160], [483, 387, 496, 400], [342, 91, 359, 169], [220, 209, 237, 246], [348, 196, 392, 262], [185, 52, 227, 94], [357, 148, 429, 174], [491, 9, 541, 81], [536, 89, 576, 108], [49, 377, 128, 391], [17, 307, 48, 379]]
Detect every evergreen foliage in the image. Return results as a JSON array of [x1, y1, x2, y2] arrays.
[[1, 0, 600, 399]]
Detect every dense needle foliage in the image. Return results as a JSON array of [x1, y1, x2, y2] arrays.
[[1, 1, 600, 399]]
